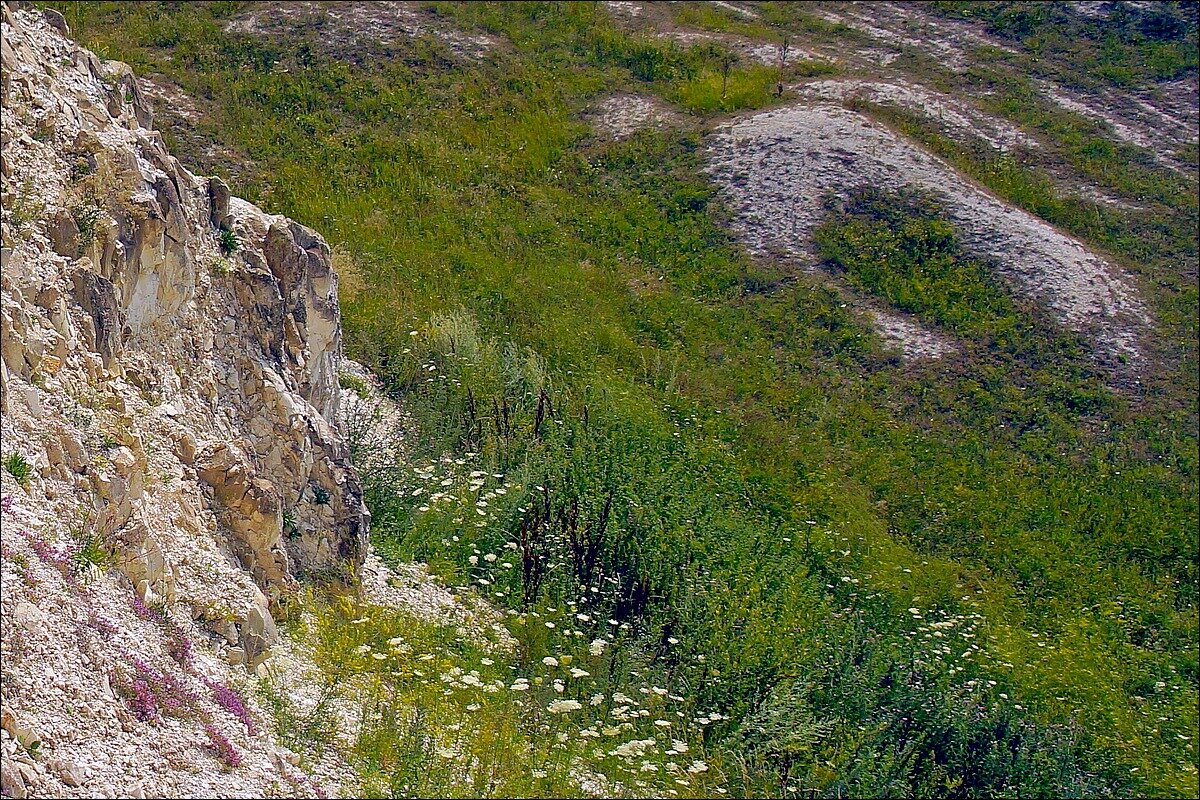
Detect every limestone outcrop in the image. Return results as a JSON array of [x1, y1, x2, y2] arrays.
[[1, 1, 368, 599], [0, 5, 368, 795]]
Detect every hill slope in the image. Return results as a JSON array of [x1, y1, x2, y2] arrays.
[[3, 1, 1198, 797]]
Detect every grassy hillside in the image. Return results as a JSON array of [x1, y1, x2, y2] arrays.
[[50, 1, 1198, 796]]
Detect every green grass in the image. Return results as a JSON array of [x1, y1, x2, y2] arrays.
[[850, 97, 1198, 393], [672, 3, 778, 40], [71, 197, 103, 250], [338, 371, 371, 400], [50, 1, 1199, 796], [930, 1, 1198, 91], [667, 63, 780, 114], [264, 590, 727, 797], [814, 187, 1019, 338]]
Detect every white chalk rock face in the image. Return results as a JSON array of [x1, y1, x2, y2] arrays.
[[0, 2, 368, 586], [0, 5, 367, 795]]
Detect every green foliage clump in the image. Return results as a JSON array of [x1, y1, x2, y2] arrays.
[[282, 509, 300, 540], [69, 530, 111, 573], [69, 155, 95, 180], [217, 226, 239, 255], [71, 198, 103, 249], [7, 179, 44, 235], [338, 371, 371, 399], [2, 453, 33, 487]]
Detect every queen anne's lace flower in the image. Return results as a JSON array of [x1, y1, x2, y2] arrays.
[[547, 699, 582, 713]]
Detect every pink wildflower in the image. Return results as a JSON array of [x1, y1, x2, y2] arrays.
[[129, 592, 163, 622], [203, 723, 242, 767], [203, 677, 255, 735]]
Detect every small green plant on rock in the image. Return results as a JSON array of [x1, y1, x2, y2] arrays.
[[70, 531, 111, 573], [338, 371, 370, 399], [282, 509, 300, 539], [70, 156, 95, 181], [2, 453, 33, 487], [65, 407, 94, 430], [9, 179, 44, 234], [218, 226, 239, 255], [72, 197, 104, 249]]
